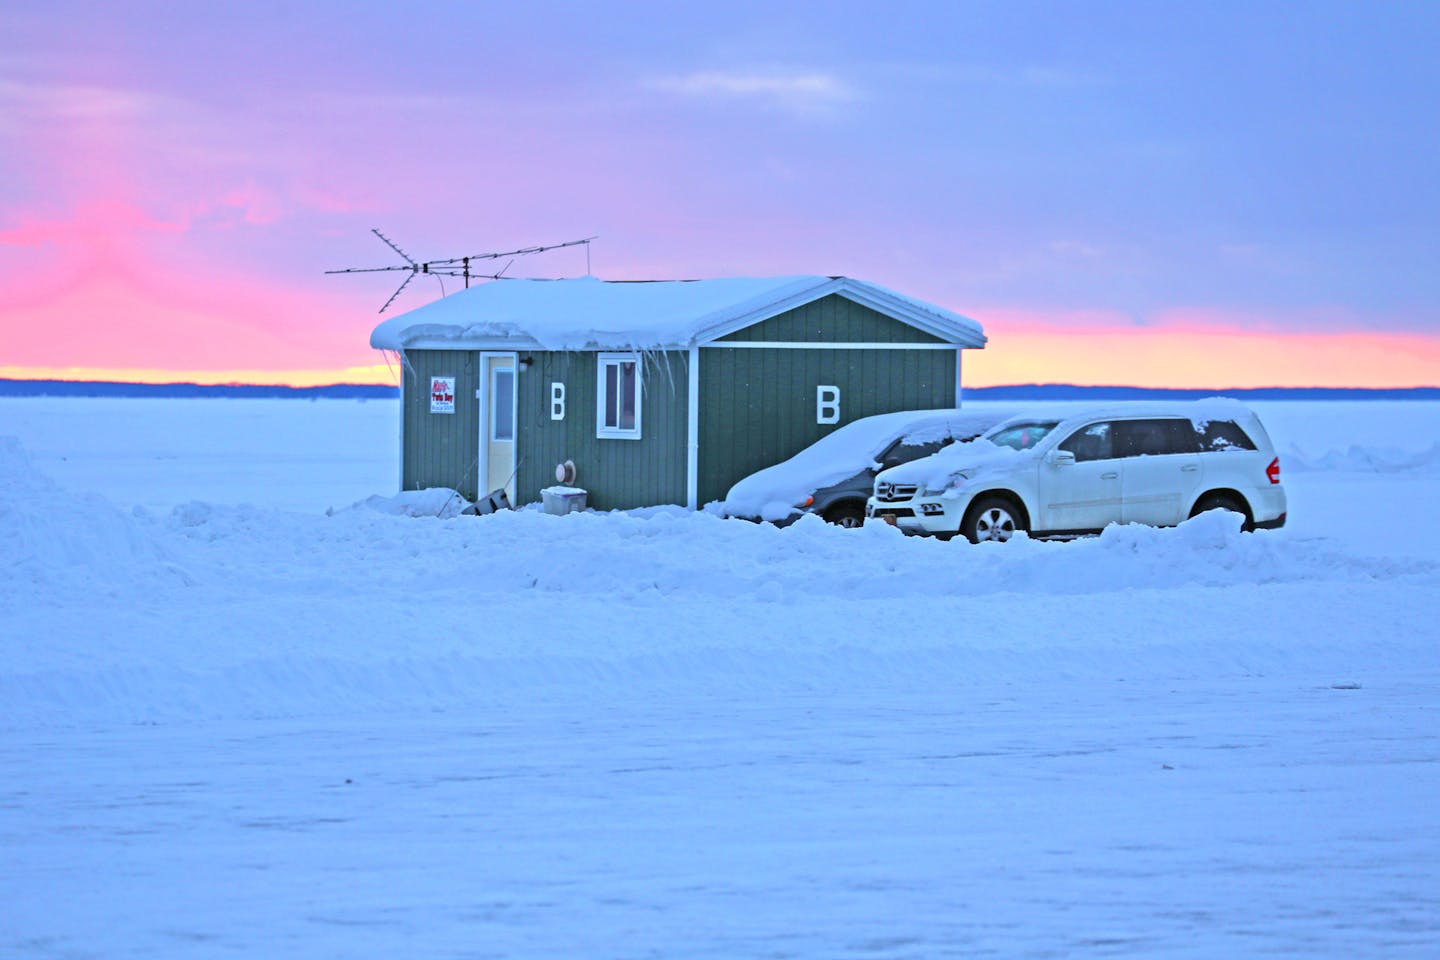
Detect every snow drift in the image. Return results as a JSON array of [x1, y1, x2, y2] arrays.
[[1285, 440, 1440, 473], [3, 433, 1436, 728]]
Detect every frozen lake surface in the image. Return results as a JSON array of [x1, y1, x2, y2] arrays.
[[8, 679, 1436, 958], [2, 397, 1437, 958]]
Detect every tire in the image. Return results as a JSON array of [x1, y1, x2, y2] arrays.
[[1190, 493, 1254, 532], [962, 496, 1026, 544], [823, 501, 866, 529]]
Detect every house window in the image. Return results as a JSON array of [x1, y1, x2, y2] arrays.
[[491, 369, 515, 441], [596, 353, 642, 439]]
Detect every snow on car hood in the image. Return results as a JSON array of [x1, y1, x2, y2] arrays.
[[875, 437, 1032, 490], [721, 409, 1006, 521]]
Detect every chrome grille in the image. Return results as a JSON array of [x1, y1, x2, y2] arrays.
[[875, 482, 919, 503]]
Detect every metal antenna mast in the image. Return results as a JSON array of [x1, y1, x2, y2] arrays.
[[327, 230, 597, 313]]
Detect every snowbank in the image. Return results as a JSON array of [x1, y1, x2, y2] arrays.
[[0, 437, 193, 598], [1284, 440, 1440, 474], [349, 487, 472, 518], [3, 434, 1436, 727]]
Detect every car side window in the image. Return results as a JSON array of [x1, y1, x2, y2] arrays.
[[884, 439, 946, 467], [1058, 422, 1114, 462], [1114, 418, 1197, 457], [1197, 419, 1258, 451]]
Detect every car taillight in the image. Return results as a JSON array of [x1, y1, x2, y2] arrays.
[[1266, 457, 1281, 485]]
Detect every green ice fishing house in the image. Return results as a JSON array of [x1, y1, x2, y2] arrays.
[[370, 275, 987, 511]]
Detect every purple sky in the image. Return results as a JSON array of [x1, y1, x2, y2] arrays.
[[2, 2, 1437, 385]]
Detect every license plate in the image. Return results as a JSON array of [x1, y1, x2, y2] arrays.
[[878, 513, 898, 526]]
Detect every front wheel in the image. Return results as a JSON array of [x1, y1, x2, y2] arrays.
[[823, 501, 866, 529], [962, 496, 1026, 544]]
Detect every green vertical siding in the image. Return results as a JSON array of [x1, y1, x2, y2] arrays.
[[398, 292, 966, 512], [401, 349, 481, 499], [695, 347, 957, 506], [516, 350, 689, 510], [716, 293, 945, 343]]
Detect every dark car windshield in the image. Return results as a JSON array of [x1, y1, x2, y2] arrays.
[[985, 421, 1060, 451]]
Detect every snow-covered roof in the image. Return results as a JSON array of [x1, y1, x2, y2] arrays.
[[369, 275, 987, 351]]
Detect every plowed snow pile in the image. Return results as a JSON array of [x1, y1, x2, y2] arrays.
[[2, 433, 1435, 725]]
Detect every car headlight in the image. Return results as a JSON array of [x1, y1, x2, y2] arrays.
[[923, 470, 973, 496]]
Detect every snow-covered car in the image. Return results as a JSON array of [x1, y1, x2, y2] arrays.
[[721, 409, 1014, 527], [867, 400, 1288, 542]]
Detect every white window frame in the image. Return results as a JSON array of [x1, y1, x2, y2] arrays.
[[596, 352, 643, 440]]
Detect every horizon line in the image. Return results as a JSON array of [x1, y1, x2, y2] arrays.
[[1, 377, 1437, 395]]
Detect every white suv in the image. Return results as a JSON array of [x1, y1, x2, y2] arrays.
[[866, 400, 1287, 542]]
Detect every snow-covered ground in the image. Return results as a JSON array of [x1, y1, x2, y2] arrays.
[[2, 397, 1438, 958]]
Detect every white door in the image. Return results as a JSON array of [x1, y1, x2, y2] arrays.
[[1039, 421, 1123, 532], [480, 352, 517, 503], [1116, 419, 1203, 526]]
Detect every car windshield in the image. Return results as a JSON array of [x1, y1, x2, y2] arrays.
[[985, 421, 1059, 450]]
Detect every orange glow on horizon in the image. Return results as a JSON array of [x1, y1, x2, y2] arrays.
[[964, 326, 1440, 389], [0, 364, 399, 388], [4, 324, 1439, 390]]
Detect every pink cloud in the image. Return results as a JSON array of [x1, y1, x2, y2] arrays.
[[0, 200, 186, 248], [210, 181, 285, 227], [0, 258, 377, 372]]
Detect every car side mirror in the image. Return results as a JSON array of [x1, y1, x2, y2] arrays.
[[1047, 449, 1076, 467]]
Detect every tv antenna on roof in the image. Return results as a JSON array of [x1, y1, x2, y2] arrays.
[[327, 229, 597, 313]]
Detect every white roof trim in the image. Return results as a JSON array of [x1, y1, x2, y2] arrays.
[[370, 275, 986, 352], [690, 278, 987, 348], [702, 341, 959, 350], [398, 336, 548, 352]]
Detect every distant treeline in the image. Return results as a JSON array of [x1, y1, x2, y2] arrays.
[[0, 380, 400, 399], [965, 384, 1440, 401], [1, 378, 1436, 401]]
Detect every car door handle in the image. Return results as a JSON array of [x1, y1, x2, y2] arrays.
[[1181, 465, 1199, 472], [1101, 471, 1119, 480]]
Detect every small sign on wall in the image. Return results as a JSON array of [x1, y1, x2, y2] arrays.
[[430, 376, 456, 414]]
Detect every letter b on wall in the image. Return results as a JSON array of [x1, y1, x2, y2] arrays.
[[550, 382, 566, 421], [816, 385, 840, 424]]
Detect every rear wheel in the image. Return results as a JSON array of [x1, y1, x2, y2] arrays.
[[1190, 493, 1254, 532], [962, 496, 1026, 544], [823, 501, 866, 529]]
